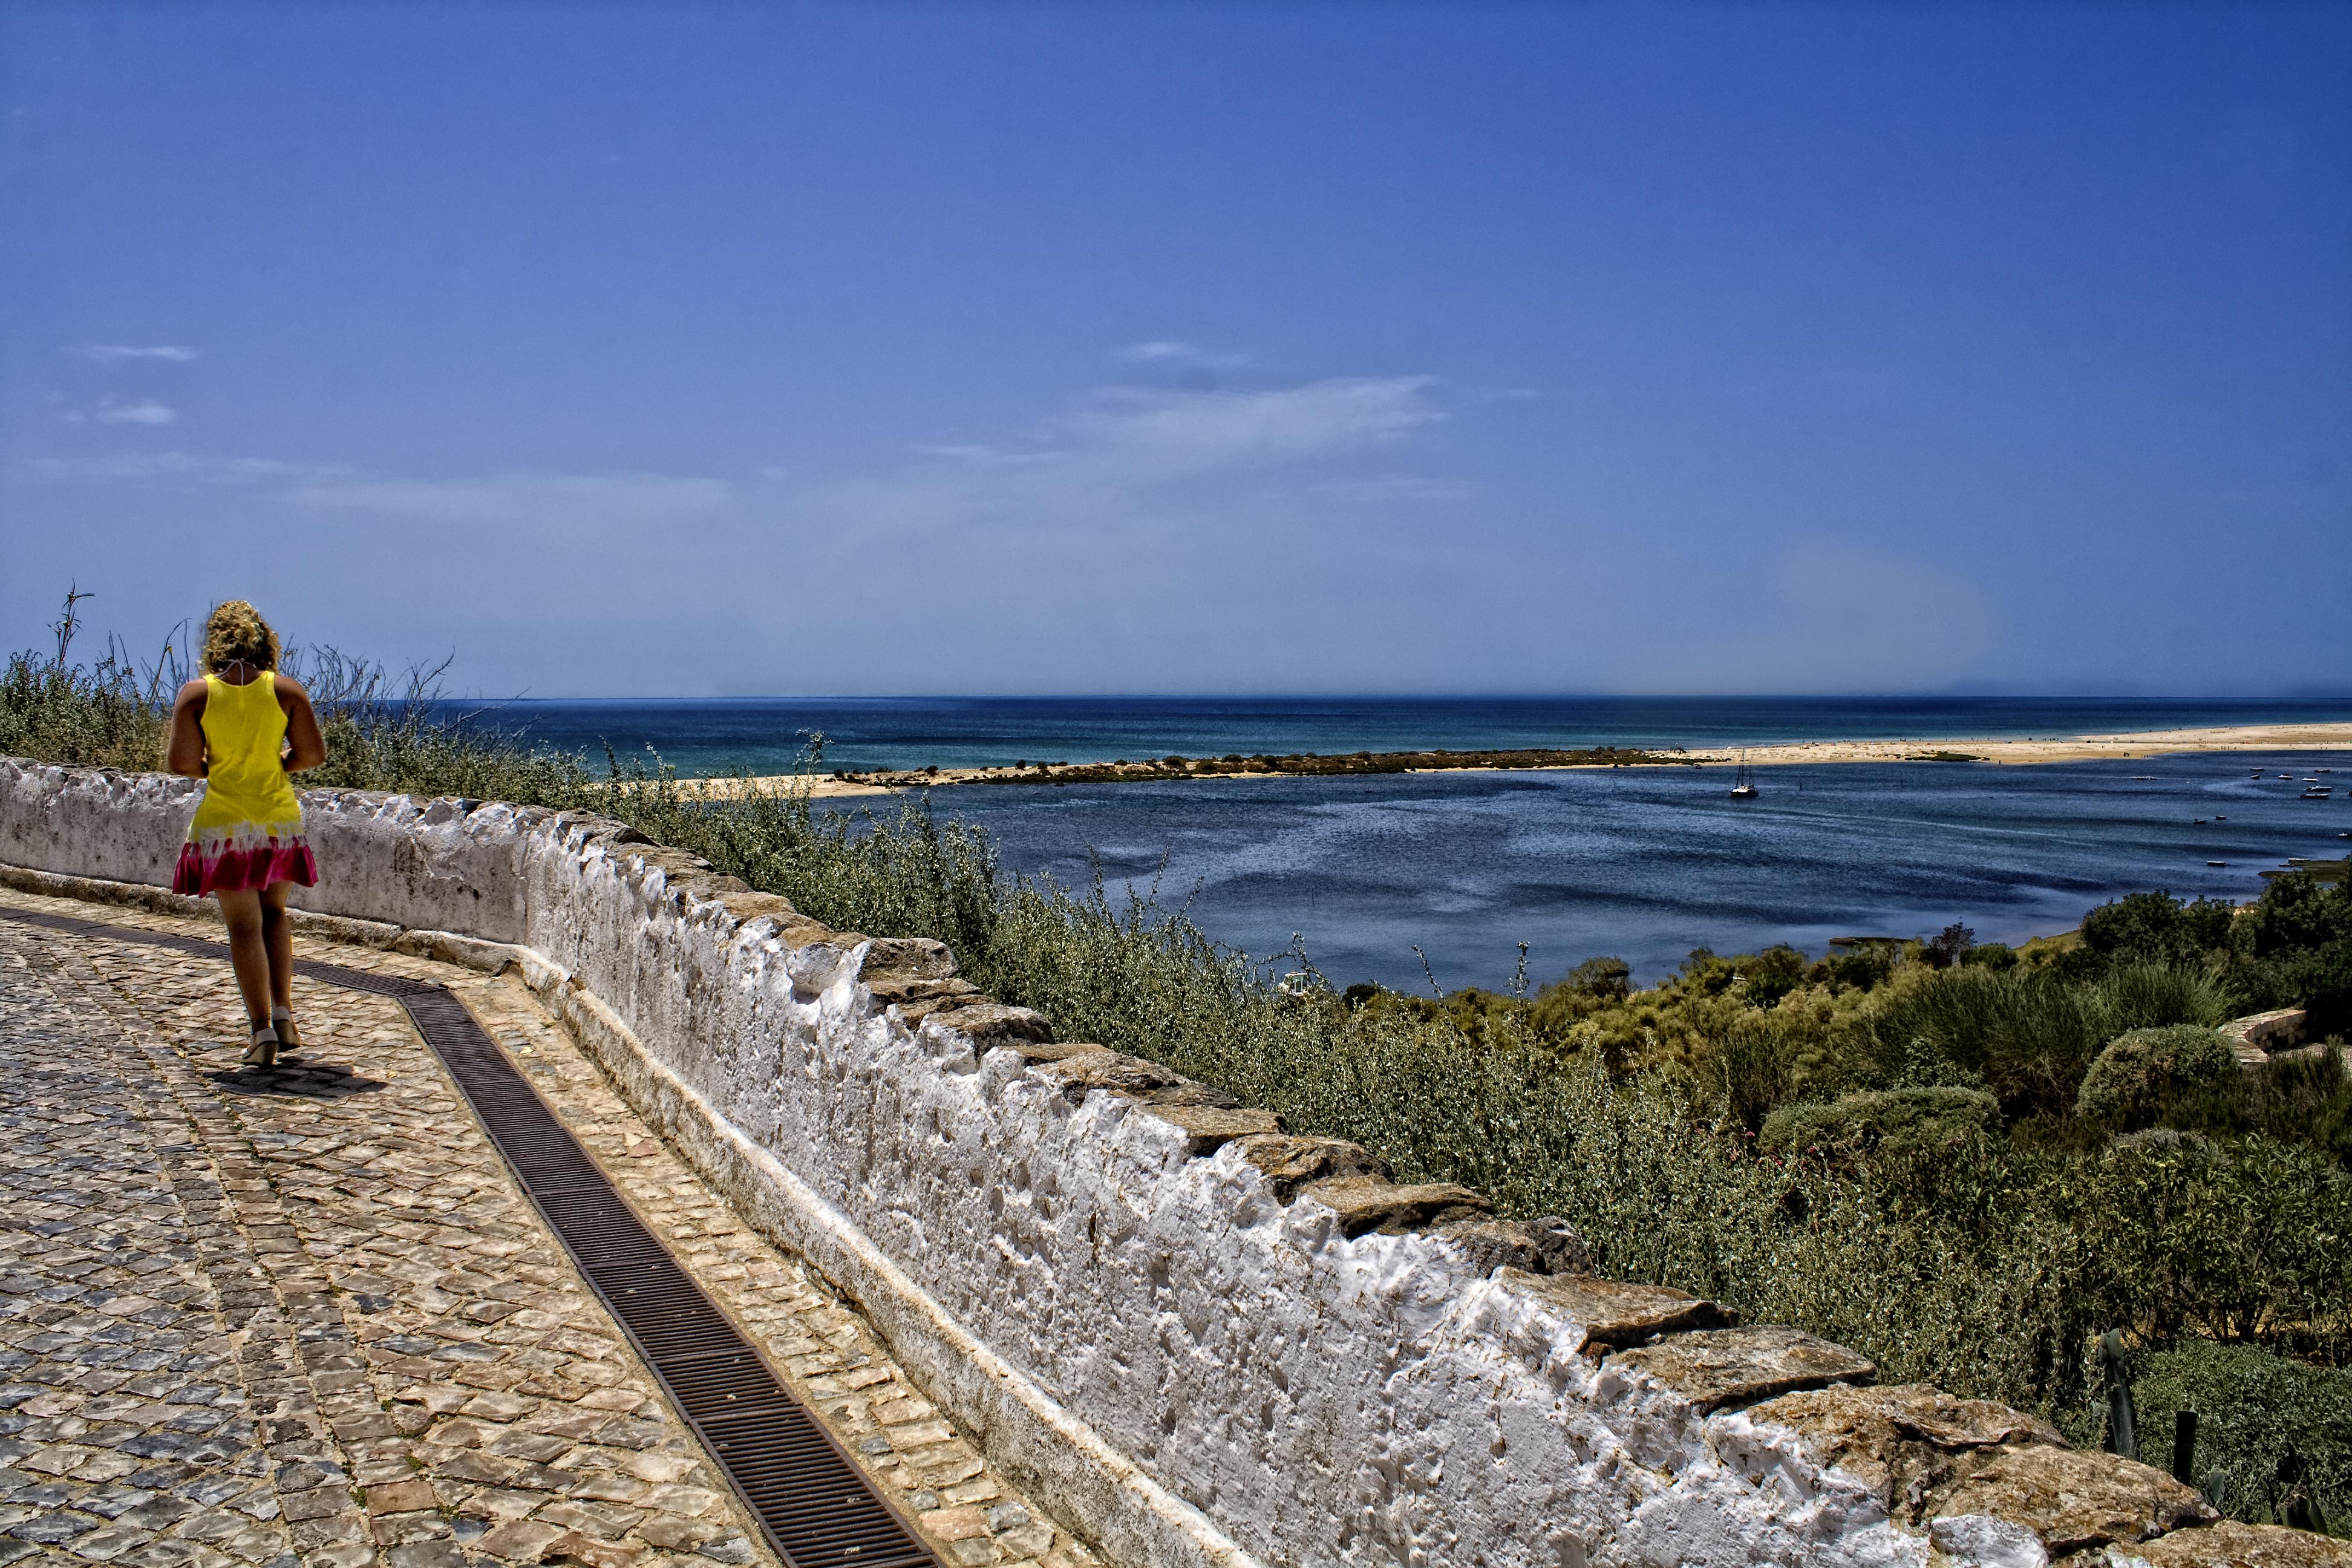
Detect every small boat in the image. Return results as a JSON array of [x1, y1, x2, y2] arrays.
[[1730, 752, 1757, 800], [2215, 815, 2227, 821], [2194, 818, 2208, 825], [2209, 860, 2228, 867], [2304, 786, 2332, 800]]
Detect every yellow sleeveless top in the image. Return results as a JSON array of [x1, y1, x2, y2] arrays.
[[189, 671, 305, 838]]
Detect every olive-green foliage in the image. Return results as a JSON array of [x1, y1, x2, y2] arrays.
[[2077, 1026, 2240, 1130], [2246, 874, 2352, 964], [2131, 1341, 2352, 1529], [1759, 1088, 2001, 1161], [2074, 890, 2236, 974], [1846, 962, 2232, 1120], [2300, 940, 2352, 1040], [2071, 1130, 2351, 1350], [1563, 955, 1632, 1001], [2065, 877, 2352, 1021], [0, 646, 171, 769]]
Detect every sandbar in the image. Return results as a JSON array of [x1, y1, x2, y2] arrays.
[[669, 720, 2352, 799]]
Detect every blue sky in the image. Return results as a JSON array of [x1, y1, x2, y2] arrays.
[[4, 2, 2347, 697]]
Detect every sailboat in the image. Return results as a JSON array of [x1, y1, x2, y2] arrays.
[[1730, 751, 1758, 800]]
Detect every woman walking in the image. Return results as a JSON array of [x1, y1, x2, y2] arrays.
[[166, 602, 327, 1067]]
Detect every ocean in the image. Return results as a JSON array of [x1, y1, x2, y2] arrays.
[[451, 697, 2352, 990]]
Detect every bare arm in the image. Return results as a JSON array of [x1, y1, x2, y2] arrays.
[[166, 680, 209, 777], [275, 676, 328, 773]]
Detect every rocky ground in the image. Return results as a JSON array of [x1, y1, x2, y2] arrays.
[[0, 887, 1094, 1568]]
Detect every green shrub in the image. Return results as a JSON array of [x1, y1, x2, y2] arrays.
[[1759, 1087, 2001, 1161], [1738, 944, 1811, 1007], [2074, 1131, 2352, 1350], [2070, 890, 2236, 978], [2247, 873, 2352, 964], [2298, 938, 2352, 1040], [1848, 962, 2231, 1120], [0, 645, 169, 769], [2078, 1025, 2240, 1129], [2132, 1340, 2352, 1529], [1827, 945, 1896, 991]]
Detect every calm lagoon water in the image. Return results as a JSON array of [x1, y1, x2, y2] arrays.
[[926, 753, 2352, 990], [449, 698, 2352, 990]]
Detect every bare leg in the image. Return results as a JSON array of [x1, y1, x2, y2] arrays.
[[260, 881, 295, 1012], [217, 888, 272, 1031]]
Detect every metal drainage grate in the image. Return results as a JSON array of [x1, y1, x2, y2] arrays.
[[0, 902, 941, 1568]]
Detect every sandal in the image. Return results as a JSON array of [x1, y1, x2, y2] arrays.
[[243, 1026, 279, 1068], [272, 1007, 302, 1053]]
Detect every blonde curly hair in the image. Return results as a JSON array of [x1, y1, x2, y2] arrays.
[[201, 601, 281, 674]]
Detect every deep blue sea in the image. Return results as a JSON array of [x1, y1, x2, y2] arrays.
[[451, 697, 2352, 990]]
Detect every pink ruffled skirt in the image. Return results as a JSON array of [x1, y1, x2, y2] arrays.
[[173, 823, 320, 897]]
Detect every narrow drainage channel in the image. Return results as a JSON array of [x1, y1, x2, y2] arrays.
[[0, 903, 941, 1568]]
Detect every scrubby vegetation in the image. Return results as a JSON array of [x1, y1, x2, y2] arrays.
[[9, 610, 2352, 1529]]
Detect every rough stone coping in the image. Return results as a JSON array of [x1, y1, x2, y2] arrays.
[[1743, 1383, 2243, 1560], [2117, 1518, 2352, 1566], [1933, 1446, 2215, 1556], [1496, 1269, 1734, 1353], [1607, 1324, 1875, 1411]]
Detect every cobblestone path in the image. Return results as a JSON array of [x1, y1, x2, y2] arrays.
[[0, 887, 1095, 1568]]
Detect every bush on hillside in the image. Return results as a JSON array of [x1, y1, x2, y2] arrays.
[[2247, 872, 2352, 963], [1848, 962, 2230, 1121], [0, 645, 168, 770], [1759, 1087, 2001, 1162], [2079, 1130, 2352, 1350], [2131, 1340, 2352, 1529], [2077, 1025, 2241, 1130], [2299, 938, 2352, 1040], [2066, 890, 2235, 979], [1563, 955, 1633, 1000], [1826, 944, 1898, 991]]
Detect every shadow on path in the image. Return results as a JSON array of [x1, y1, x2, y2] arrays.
[[203, 1055, 390, 1098]]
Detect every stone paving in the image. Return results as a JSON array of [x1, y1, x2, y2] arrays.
[[0, 886, 1096, 1568]]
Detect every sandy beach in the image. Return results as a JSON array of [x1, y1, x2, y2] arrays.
[[1683, 721, 2352, 769], [666, 720, 2352, 799]]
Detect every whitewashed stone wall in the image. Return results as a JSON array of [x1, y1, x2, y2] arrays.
[[3, 757, 2273, 1568]]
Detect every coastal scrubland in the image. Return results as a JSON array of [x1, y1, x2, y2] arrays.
[[10, 626, 2351, 1532]]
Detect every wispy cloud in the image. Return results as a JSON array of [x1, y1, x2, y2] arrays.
[[92, 399, 178, 426], [1311, 474, 1479, 503], [19, 452, 731, 529], [289, 469, 731, 524], [70, 344, 199, 362], [921, 376, 1444, 483], [1065, 378, 1440, 475], [1118, 340, 1248, 369], [22, 452, 347, 486], [827, 373, 1456, 560]]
